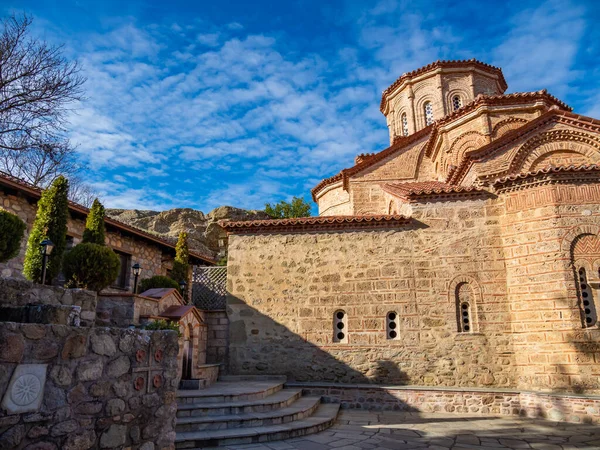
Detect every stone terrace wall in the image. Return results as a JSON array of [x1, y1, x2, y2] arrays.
[[0, 278, 96, 327], [0, 322, 179, 450], [290, 382, 600, 424], [227, 196, 515, 388], [201, 310, 229, 368]]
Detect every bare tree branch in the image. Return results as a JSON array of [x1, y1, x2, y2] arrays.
[[0, 14, 85, 153]]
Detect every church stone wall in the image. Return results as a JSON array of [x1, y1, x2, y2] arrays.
[[227, 196, 518, 388]]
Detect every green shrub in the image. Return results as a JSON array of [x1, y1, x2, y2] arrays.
[[0, 209, 26, 263], [82, 199, 106, 245], [143, 319, 181, 336], [23, 176, 69, 283], [138, 275, 180, 293], [62, 242, 120, 292]]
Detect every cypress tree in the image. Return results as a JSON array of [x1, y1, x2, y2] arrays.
[[23, 175, 69, 283], [170, 231, 190, 285], [82, 198, 106, 245]]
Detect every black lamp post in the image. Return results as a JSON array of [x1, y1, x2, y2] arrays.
[[179, 280, 187, 302], [132, 263, 142, 294], [40, 238, 54, 285]]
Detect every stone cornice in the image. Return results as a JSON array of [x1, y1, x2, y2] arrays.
[[382, 182, 491, 203], [489, 165, 600, 193], [219, 215, 412, 235]]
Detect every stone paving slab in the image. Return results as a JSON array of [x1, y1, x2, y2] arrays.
[[213, 410, 600, 450]]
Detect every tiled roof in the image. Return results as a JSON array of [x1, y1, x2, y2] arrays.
[[0, 171, 215, 264], [380, 59, 508, 112], [491, 164, 600, 186], [219, 215, 411, 234], [448, 110, 600, 185], [382, 181, 488, 202], [313, 91, 570, 200]]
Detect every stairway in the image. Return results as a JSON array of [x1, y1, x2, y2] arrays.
[[175, 379, 340, 448]]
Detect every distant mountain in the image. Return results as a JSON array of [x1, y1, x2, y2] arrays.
[[106, 206, 270, 257]]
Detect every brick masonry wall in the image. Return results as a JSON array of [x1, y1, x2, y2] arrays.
[[498, 182, 600, 393], [289, 383, 600, 424], [0, 322, 179, 450], [0, 189, 175, 291], [227, 196, 515, 388]]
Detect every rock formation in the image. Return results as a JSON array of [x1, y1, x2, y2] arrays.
[[106, 206, 270, 257]]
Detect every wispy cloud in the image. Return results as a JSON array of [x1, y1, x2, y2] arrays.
[[16, 0, 598, 212]]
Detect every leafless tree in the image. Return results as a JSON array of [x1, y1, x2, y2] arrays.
[[0, 14, 97, 207], [68, 176, 99, 208], [0, 14, 85, 152]]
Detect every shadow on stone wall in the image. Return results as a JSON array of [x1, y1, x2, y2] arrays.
[[226, 294, 419, 410]]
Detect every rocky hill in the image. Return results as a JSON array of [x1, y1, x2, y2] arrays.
[[106, 206, 270, 257]]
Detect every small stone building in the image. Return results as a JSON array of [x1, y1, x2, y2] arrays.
[[0, 171, 214, 291], [97, 288, 218, 384], [222, 60, 600, 395]]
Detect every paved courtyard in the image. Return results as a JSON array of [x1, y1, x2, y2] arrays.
[[219, 410, 600, 450]]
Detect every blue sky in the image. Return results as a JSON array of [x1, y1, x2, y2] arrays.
[[6, 0, 600, 212]]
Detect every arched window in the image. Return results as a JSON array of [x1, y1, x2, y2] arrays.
[[456, 282, 474, 332], [452, 95, 462, 111], [424, 102, 434, 126], [578, 268, 597, 327], [386, 311, 399, 340], [401, 113, 409, 136], [333, 310, 348, 343]]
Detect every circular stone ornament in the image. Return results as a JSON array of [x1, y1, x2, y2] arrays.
[[11, 374, 41, 406], [1, 364, 48, 414]]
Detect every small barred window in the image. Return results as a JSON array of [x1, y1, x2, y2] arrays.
[[459, 302, 471, 332], [333, 310, 348, 343], [386, 311, 399, 339], [452, 95, 462, 111], [578, 268, 598, 327], [401, 113, 409, 136], [424, 102, 434, 126]]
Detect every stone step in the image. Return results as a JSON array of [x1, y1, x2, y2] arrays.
[[177, 389, 303, 418], [175, 403, 340, 448], [175, 396, 321, 432], [218, 375, 287, 382], [177, 381, 284, 405]]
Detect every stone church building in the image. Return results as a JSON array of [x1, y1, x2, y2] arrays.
[[221, 59, 600, 394]]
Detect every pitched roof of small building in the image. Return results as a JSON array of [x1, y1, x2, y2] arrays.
[[140, 288, 182, 300], [0, 171, 215, 265]]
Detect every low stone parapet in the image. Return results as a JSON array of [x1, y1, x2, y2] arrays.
[[286, 382, 600, 424], [0, 277, 96, 326]]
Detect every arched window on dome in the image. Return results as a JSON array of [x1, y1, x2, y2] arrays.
[[401, 113, 409, 136], [424, 102, 434, 126], [452, 95, 462, 111]]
